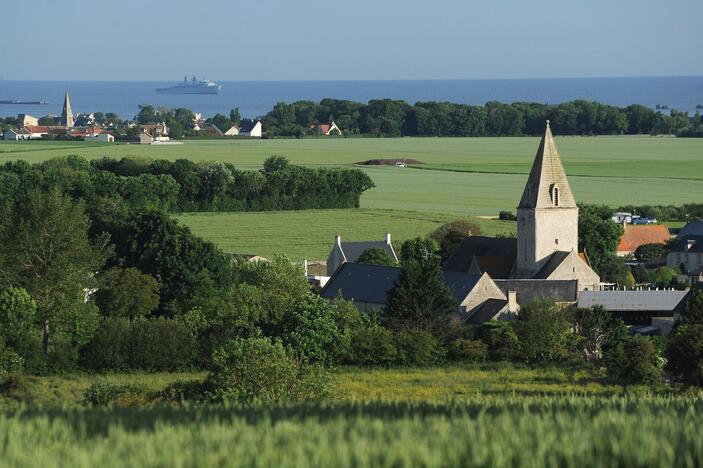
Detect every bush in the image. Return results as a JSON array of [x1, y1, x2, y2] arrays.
[[80, 318, 196, 371], [394, 331, 446, 367], [498, 211, 517, 221], [204, 337, 328, 403], [514, 301, 572, 364], [151, 379, 205, 403], [665, 324, 703, 386], [481, 321, 519, 361], [345, 324, 398, 366], [608, 335, 661, 385], [448, 338, 488, 364], [654, 267, 678, 288], [83, 382, 146, 406], [279, 295, 343, 365], [429, 220, 482, 260]]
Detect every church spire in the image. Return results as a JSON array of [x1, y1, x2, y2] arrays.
[[61, 92, 74, 128], [518, 120, 576, 209]]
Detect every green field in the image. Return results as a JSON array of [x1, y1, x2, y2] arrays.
[[175, 209, 515, 260], [2, 137, 701, 258], [0, 367, 700, 467]]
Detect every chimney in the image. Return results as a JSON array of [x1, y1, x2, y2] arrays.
[[335, 235, 342, 247], [385, 233, 391, 245], [303, 259, 308, 276], [507, 290, 518, 313]]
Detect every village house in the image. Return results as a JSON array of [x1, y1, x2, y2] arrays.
[[199, 123, 224, 137], [311, 121, 342, 136], [326, 234, 398, 276], [320, 263, 516, 323], [224, 125, 239, 136], [237, 120, 262, 138], [616, 224, 671, 257], [667, 235, 703, 283], [3, 128, 32, 140]]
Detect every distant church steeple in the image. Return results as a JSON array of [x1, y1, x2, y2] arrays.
[[515, 121, 579, 276], [61, 92, 74, 128]]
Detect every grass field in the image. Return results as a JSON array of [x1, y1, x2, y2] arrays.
[[0, 365, 628, 409], [175, 209, 515, 260], [4, 396, 703, 467], [0, 367, 699, 467], [2, 137, 701, 257]]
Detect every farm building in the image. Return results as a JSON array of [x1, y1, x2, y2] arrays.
[[311, 121, 342, 135], [578, 289, 688, 335], [238, 120, 262, 138], [616, 224, 671, 257], [326, 233, 398, 276]]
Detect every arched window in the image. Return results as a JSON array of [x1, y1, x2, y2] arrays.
[[550, 184, 560, 207]]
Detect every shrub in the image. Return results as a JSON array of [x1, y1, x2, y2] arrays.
[[665, 324, 703, 386], [634, 243, 668, 263], [129, 318, 196, 371], [481, 321, 519, 361], [654, 266, 678, 288], [608, 335, 661, 385], [204, 337, 328, 403], [498, 211, 517, 221], [345, 324, 398, 366], [514, 301, 572, 364], [83, 382, 146, 406], [279, 295, 343, 365], [394, 331, 446, 367], [448, 338, 488, 364], [151, 379, 205, 403], [0, 287, 37, 346], [429, 220, 481, 260], [80, 318, 196, 371]]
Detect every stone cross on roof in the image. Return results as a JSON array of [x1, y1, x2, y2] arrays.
[[518, 120, 576, 209]]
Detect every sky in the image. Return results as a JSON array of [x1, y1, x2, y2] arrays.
[[2, 0, 702, 81]]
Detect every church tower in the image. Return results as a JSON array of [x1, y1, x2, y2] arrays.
[[61, 92, 74, 128], [516, 121, 578, 277]]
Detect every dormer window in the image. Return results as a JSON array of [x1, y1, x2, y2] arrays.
[[550, 184, 560, 207]]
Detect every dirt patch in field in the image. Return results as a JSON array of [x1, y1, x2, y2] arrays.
[[356, 158, 424, 165]]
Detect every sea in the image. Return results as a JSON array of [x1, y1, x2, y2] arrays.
[[1, 76, 702, 120]]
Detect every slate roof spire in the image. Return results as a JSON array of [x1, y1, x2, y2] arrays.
[[61, 92, 74, 128], [518, 120, 576, 209]]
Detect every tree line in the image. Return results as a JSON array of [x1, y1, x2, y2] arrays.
[[263, 99, 703, 138], [0, 155, 374, 213]]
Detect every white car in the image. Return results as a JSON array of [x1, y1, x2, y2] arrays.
[[395, 161, 407, 168]]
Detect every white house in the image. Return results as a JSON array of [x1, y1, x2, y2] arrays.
[[224, 126, 239, 136], [311, 121, 342, 136], [3, 128, 31, 140], [84, 133, 114, 143], [238, 120, 262, 138]]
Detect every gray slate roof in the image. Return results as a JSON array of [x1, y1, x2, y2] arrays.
[[578, 290, 688, 312], [341, 241, 396, 263], [465, 298, 509, 324], [532, 251, 573, 279], [239, 120, 259, 132], [494, 279, 578, 305], [443, 236, 517, 278], [678, 221, 703, 238], [669, 235, 703, 253], [320, 262, 482, 305]]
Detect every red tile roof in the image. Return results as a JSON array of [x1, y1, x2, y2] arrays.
[[24, 125, 50, 133], [617, 224, 670, 253]]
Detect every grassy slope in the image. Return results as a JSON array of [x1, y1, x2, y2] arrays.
[[175, 209, 514, 260]]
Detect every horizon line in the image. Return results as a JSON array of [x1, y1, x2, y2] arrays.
[[2, 74, 702, 83]]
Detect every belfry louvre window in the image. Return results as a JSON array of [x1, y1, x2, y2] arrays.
[[550, 184, 560, 207]]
